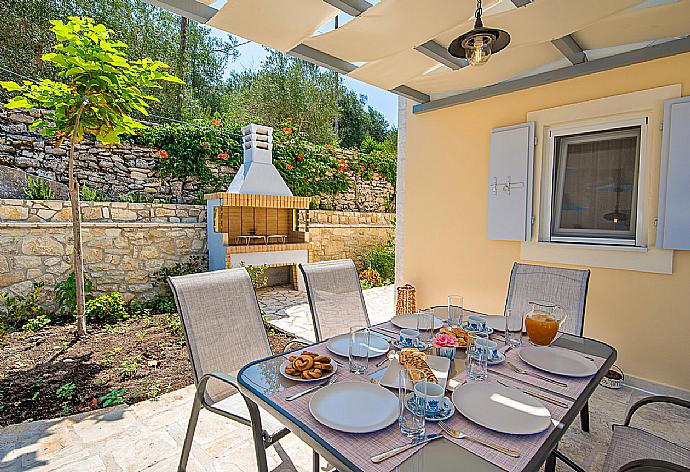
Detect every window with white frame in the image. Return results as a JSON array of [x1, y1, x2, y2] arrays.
[[544, 118, 647, 246]]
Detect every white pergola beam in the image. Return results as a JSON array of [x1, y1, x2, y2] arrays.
[[415, 41, 468, 71], [288, 44, 358, 74], [141, 0, 217, 23], [322, 0, 372, 16], [413, 37, 690, 114], [552, 35, 587, 64]]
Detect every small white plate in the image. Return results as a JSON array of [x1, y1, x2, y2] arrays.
[[452, 382, 552, 435], [325, 333, 390, 359], [309, 381, 399, 433], [487, 352, 506, 366], [519, 346, 597, 377], [279, 360, 337, 383], [461, 322, 494, 336], [379, 354, 451, 390], [391, 314, 444, 330], [404, 393, 454, 422]]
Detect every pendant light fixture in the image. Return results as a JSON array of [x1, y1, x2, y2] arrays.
[[448, 0, 511, 66]]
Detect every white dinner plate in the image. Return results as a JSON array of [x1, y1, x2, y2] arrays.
[[452, 382, 552, 435], [379, 354, 451, 390], [309, 381, 399, 433], [519, 346, 597, 377], [279, 360, 337, 383], [391, 314, 444, 330], [325, 333, 390, 358]]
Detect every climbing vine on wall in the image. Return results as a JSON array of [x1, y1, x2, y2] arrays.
[[130, 116, 397, 197]]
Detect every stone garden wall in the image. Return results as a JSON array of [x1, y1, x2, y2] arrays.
[[0, 107, 395, 212], [0, 199, 207, 307], [307, 210, 395, 267], [0, 200, 393, 306]]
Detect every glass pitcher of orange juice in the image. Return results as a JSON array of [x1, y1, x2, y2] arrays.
[[524, 302, 567, 346]]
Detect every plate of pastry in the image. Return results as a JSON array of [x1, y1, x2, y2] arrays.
[[280, 351, 337, 382], [379, 348, 450, 391]]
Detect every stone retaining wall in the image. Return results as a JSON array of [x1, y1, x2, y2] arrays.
[[0, 199, 207, 307], [307, 210, 395, 267], [0, 201, 394, 305], [0, 107, 395, 211]]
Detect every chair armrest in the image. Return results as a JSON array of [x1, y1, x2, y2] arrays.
[[624, 396, 690, 426], [284, 338, 313, 352], [198, 371, 240, 395]]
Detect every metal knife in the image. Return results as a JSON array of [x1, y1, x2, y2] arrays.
[[370, 434, 442, 463], [488, 369, 577, 402], [286, 375, 337, 401], [496, 379, 569, 408]]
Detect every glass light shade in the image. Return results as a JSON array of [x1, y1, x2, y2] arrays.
[[462, 34, 494, 66]]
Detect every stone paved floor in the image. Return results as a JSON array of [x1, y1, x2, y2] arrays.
[[259, 284, 395, 342], [1, 285, 688, 472]]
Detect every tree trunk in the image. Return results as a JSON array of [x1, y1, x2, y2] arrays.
[[69, 101, 87, 337]]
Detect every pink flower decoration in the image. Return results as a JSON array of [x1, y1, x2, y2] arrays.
[[432, 334, 457, 348]]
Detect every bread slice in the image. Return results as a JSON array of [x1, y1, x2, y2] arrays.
[[399, 348, 437, 383]]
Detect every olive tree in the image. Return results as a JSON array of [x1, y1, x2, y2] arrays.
[[1, 16, 182, 336]]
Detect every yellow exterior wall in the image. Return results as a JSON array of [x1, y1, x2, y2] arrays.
[[401, 52, 690, 391]]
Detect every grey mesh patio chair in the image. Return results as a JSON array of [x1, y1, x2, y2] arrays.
[[505, 262, 590, 337], [551, 396, 690, 472], [299, 259, 371, 342], [169, 268, 306, 472], [505, 262, 593, 434]]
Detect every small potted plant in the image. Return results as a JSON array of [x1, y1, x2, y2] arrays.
[[432, 333, 458, 361]]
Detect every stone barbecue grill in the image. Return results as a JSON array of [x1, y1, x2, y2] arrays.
[[205, 124, 310, 290]]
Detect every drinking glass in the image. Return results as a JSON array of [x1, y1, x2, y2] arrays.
[[447, 295, 464, 328], [466, 331, 489, 381], [417, 310, 437, 346], [504, 308, 523, 348], [399, 369, 425, 438], [348, 326, 370, 374]]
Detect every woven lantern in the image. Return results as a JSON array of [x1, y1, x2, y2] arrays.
[[396, 284, 417, 315]]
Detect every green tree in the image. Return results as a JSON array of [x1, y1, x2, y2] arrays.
[[222, 50, 340, 144], [1, 17, 182, 336], [0, 0, 236, 120]]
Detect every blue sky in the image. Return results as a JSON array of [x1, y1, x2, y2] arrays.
[[204, 13, 399, 128]]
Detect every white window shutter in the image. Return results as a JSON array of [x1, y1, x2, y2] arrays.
[[657, 97, 690, 250], [487, 122, 534, 241]]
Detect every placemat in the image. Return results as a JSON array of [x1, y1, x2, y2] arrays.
[[489, 343, 607, 399], [271, 344, 422, 472]]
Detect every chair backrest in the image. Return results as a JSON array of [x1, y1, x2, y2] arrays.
[[169, 268, 271, 404], [299, 259, 370, 341], [505, 262, 590, 336]]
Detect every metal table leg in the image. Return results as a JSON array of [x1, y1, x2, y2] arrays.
[[246, 398, 269, 472]]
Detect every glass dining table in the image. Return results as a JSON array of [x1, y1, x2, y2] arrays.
[[237, 315, 616, 472]]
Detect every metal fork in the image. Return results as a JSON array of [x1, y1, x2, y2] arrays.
[[439, 421, 520, 457], [507, 361, 568, 388]]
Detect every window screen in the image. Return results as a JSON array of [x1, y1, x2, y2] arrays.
[[551, 127, 641, 242]]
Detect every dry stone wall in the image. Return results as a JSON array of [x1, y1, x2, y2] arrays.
[[0, 199, 206, 307], [0, 107, 395, 211], [0, 201, 393, 306]]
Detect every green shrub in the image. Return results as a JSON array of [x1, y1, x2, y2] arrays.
[[24, 176, 55, 200], [22, 315, 52, 332], [0, 283, 47, 334], [86, 292, 128, 323], [55, 382, 76, 416], [362, 239, 395, 283], [119, 356, 141, 379], [143, 256, 205, 314], [55, 272, 93, 320], [99, 388, 126, 407], [80, 186, 108, 202], [118, 191, 150, 203], [359, 267, 382, 288]]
